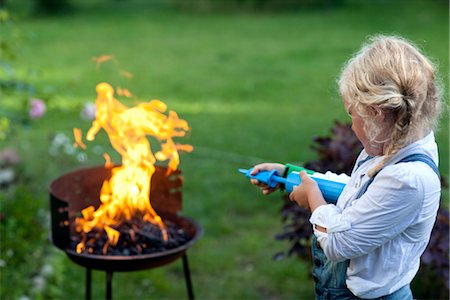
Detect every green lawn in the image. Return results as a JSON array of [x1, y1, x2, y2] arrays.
[[1, 0, 448, 299]]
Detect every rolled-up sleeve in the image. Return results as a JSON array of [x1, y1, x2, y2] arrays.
[[309, 165, 423, 262]]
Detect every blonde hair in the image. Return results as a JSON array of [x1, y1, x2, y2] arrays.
[[338, 35, 442, 177]]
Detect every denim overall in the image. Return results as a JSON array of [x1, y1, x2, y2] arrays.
[[312, 154, 440, 300]]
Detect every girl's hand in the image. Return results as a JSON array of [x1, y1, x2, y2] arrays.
[[250, 163, 285, 195], [289, 171, 326, 212]]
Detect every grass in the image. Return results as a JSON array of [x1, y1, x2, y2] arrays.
[[1, 0, 448, 299]]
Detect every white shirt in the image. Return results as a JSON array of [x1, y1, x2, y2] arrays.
[[309, 131, 441, 299]]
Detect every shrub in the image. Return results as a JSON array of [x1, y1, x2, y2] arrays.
[[33, 0, 72, 14], [412, 208, 449, 299], [275, 121, 362, 261], [0, 186, 48, 299], [171, 0, 345, 12]]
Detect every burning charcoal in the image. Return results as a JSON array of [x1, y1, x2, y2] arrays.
[[102, 242, 109, 255], [129, 229, 136, 243], [68, 217, 193, 256]]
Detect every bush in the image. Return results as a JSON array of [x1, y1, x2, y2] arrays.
[[171, 0, 345, 12], [0, 186, 49, 299], [33, 0, 72, 14], [412, 208, 449, 299], [275, 121, 362, 261]]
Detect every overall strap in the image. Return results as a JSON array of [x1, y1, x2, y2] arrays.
[[355, 153, 439, 200], [356, 155, 374, 169], [396, 153, 440, 179]]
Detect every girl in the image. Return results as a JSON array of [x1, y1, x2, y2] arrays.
[[250, 35, 442, 299]]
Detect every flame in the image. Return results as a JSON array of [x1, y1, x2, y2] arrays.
[[73, 128, 87, 149], [92, 55, 115, 69], [103, 153, 112, 168], [74, 82, 192, 253], [116, 87, 133, 98], [119, 70, 134, 79]]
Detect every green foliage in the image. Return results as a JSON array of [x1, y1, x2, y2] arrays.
[[33, 0, 72, 14], [172, 0, 345, 11], [0, 117, 10, 141], [0, 186, 48, 299], [0, 8, 38, 133], [0, 9, 16, 61], [0, 9, 22, 90]]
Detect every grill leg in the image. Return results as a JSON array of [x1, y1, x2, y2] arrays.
[[106, 271, 113, 300], [182, 254, 194, 300], [86, 268, 92, 300]]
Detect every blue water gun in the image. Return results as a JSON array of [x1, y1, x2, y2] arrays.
[[239, 164, 348, 204]]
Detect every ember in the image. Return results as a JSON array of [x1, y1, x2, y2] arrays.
[[70, 218, 191, 256]]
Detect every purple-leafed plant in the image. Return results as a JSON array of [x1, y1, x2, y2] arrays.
[[303, 121, 362, 175], [274, 121, 362, 261], [412, 207, 449, 299], [275, 121, 449, 299]]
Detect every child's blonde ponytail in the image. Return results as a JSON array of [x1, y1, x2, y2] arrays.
[[339, 35, 442, 177]]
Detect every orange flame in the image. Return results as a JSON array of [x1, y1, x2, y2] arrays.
[[119, 70, 134, 79], [103, 153, 112, 168], [74, 82, 192, 253], [73, 128, 87, 149], [92, 55, 115, 69], [116, 87, 133, 98]]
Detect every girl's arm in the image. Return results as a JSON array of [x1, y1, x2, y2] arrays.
[[310, 164, 439, 262]]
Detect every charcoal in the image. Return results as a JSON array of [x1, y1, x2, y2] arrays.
[[69, 218, 191, 256]]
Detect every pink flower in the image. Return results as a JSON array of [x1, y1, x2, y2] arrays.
[[29, 99, 46, 119], [0, 148, 20, 166], [81, 103, 96, 120]]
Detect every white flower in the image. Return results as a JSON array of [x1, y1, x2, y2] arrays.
[[0, 168, 15, 185], [81, 103, 96, 120], [6, 249, 13, 257], [52, 133, 70, 147], [41, 264, 54, 277], [76, 152, 87, 162], [64, 144, 75, 155], [32, 275, 45, 292], [92, 145, 104, 154]]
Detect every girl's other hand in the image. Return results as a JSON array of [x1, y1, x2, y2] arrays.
[[289, 171, 324, 212], [250, 163, 285, 195]]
